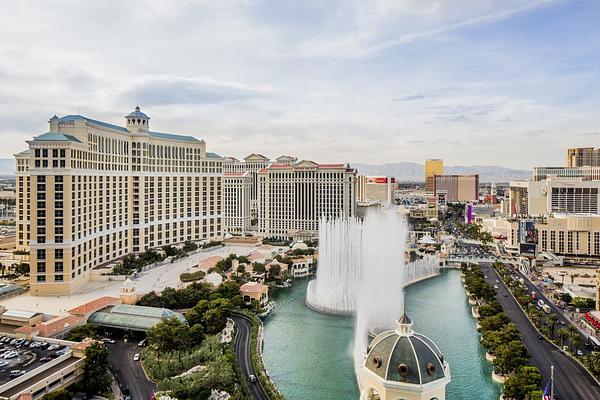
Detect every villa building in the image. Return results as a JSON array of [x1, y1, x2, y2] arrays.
[[257, 160, 357, 240], [15, 107, 224, 295]]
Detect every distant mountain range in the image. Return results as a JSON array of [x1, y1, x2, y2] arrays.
[[350, 162, 531, 183], [0, 157, 530, 183]]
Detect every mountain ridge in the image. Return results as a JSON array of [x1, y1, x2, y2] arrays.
[[350, 162, 531, 183]]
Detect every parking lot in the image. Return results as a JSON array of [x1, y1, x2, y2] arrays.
[[0, 336, 71, 384]]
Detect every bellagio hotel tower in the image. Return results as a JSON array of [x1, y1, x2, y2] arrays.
[[15, 107, 224, 295]]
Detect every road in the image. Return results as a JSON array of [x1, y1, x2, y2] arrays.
[[511, 268, 594, 352], [231, 314, 270, 400], [108, 340, 157, 400], [482, 263, 600, 400]]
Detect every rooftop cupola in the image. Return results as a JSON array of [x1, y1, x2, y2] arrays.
[[125, 106, 150, 133], [395, 313, 414, 336], [49, 115, 59, 133]]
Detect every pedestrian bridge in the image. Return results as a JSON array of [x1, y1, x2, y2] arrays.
[[444, 255, 530, 269]]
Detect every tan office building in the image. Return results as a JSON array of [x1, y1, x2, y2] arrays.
[[15, 107, 224, 295], [433, 174, 478, 203], [425, 159, 443, 192], [258, 160, 356, 239]]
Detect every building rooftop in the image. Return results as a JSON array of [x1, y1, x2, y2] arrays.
[[33, 132, 82, 143], [58, 114, 201, 143], [68, 296, 120, 316], [0, 310, 42, 319], [88, 304, 185, 332], [364, 313, 449, 386]]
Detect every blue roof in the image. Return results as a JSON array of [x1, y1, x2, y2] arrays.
[[206, 152, 222, 159], [58, 114, 201, 142], [126, 106, 149, 119], [33, 132, 82, 143], [149, 131, 200, 143], [60, 115, 129, 133]]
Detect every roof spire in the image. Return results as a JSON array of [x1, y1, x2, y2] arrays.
[[395, 313, 413, 336]]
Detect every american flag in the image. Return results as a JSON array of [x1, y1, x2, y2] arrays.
[[543, 378, 553, 400]]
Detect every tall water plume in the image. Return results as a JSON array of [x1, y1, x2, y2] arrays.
[[304, 210, 442, 381]]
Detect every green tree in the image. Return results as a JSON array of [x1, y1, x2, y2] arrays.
[[82, 342, 111, 394], [147, 317, 193, 352], [42, 389, 72, 400], [65, 323, 97, 342], [545, 314, 559, 338], [557, 327, 569, 347], [493, 340, 528, 375], [502, 365, 542, 400], [480, 313, 510, 332], [252, 262, 266, 274]]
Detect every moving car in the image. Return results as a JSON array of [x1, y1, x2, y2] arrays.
[[249, 374, 257, 383], [133, 353, 140, 361]]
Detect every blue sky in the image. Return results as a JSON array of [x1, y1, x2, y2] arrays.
[[1, 0, 599, 168]]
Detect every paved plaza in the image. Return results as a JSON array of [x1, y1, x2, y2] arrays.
[[0, 244, 273, 315]]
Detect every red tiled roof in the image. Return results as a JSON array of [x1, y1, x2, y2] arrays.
[[68, 296, 120, 315], [224, 172, 245, 177]]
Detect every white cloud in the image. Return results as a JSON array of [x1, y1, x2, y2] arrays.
[[0, 0, 597, 169]]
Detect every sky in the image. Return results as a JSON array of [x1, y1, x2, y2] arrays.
[[1, 0, 599, 169]]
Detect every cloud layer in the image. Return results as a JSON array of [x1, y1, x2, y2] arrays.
[[1, 0, 600, 168]]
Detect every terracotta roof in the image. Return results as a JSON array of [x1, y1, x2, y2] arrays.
[[197, 255, 224, 271], [68, 296, 120, 315], [240, 281, 268, 294], [39, 314, 86, 337], [224, 172, 246, 177]]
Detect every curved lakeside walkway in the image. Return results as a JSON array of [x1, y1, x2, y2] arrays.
[[263, 270, 501, 400]]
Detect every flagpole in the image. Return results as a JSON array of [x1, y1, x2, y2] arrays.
[[551, 365, 555, 399]]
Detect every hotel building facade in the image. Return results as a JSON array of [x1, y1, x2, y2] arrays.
[[223, 172, 252, 234], [258, 160, 357, 239], [433, 174, 478, 203], [425, 159, 443, 193], [15, 107, 224, 295]]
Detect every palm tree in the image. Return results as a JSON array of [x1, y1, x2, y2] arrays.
[[546, 314, 559, 338], [567, 325, 581, 352], [557, 328, 569, 347]]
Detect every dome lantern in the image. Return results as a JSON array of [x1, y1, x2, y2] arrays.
[[125, 106, 150, 133]]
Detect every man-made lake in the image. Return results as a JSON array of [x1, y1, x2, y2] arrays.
[[263, 269, 502, 399]]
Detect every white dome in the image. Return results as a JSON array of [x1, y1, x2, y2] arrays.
[[292, 241, 309, 251]]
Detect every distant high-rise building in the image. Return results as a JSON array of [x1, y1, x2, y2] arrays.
[[425, 159, 443, 192], [433, 174, 478, 203], [15, 107, 223, 295], [567, 147, 600, 167], [258, 161, 356, 239], [356, 175, 395, 204], [509, 179, 600, 217]]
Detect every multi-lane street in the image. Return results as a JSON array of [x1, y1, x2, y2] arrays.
[[231, 314, 270, 400], [482, 263, 600, 400]]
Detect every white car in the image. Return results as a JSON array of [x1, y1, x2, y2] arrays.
[[4, 352, 17, 359], [133, 353, 140, 361], [0, 361, 8, 367]]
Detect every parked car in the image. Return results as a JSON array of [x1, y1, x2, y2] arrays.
[[47, 345, 58, 351], [39, 357, 52, 363], [9, 370, 25, 379], [0, 361, 8, 367], [138, 339, 147, 347], [4, 352, 18, 359], [101, 338, 115, 344], [48, 352, 60, 359]]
